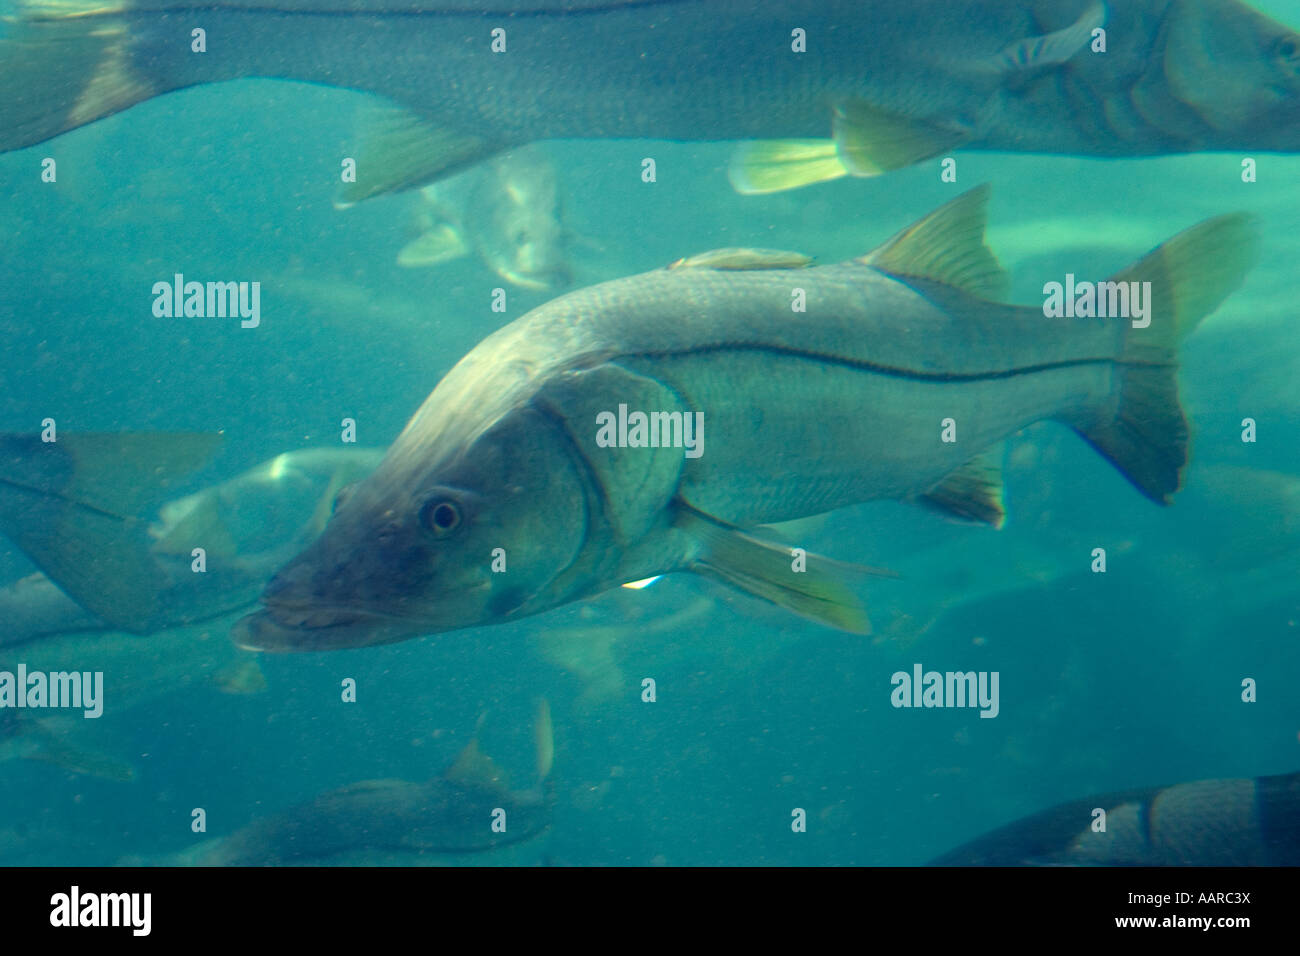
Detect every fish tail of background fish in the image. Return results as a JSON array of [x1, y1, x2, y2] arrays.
[[1062, 212, 1257, 503], [0, 431, 222, 632]]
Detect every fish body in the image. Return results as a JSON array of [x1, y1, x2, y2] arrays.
[[930, 771, 1300, 865], [398, 147, 572, 290], [5, 1, 1300, 194], [234, 187, 1255, 651], [201, 703, 554, 865], [204, 777, 550, 865]]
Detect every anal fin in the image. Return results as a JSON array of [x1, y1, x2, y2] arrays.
[[727, 139, 847, 194], [917, 447, 1006, 528], [833, 101, 970, 176]]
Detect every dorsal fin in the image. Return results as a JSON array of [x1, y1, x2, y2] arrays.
[[444, 713, 510, 790], [859, 184, 1009, 301], [668, 248, 813, 271]]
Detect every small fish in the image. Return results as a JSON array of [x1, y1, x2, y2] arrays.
[[234, 186, 1256, 651], [201, 702, 554, 865], [5, 2, 1300, 196], [397, 147, 572, 291], [930, 770, 1300, 865]]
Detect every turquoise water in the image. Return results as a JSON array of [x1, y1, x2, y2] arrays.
[[1, 1, 1298, 866]]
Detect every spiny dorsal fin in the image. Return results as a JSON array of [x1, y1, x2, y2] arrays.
[[668, 248, 813, 271], [917, 447, 1006, 528], [859, 184, 1009, 300], [336, 104, 506, 206]]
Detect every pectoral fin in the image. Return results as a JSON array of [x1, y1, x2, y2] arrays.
[[396, 224, 472, 268], [337, 105, 507, 206], [677, 505, 886, 635]]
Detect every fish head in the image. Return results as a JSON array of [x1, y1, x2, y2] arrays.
[[1159, 0, 1300, 146], [472, 154, 571, 291], [233, 391, 591, 651]]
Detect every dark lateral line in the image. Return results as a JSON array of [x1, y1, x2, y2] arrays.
[[623, 343, 1166, 385], [0, 477, 131, 522], [39, 0, 692, 21]]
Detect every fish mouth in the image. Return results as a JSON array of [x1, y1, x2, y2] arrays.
[[231, 603, 421, 652]]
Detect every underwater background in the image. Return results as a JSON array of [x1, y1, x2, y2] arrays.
[[0, 0, 1298, 866]]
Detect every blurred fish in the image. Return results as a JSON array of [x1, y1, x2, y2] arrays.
[[397, 147, 572, 291], [235, 186, 1255, 651], [0, 437, 385, 646], [198, 702, 554, 865], [6, 2, 1300, 197], [931, 770, 1300, 865]]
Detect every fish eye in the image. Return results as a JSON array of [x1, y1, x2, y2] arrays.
[[419, 498, 463, 537], [1275, 34, 1300, 65]]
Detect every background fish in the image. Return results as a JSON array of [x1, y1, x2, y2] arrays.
[[0, 437, 385, 645], [234, 186, 1256, 651], [930, 770, 1300, 865], [5, 1, 1300, 199], [196, 702, 554, 866], [396, 146, 573, 291]]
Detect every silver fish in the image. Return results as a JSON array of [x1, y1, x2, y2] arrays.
[[930, 770, 1300, 866], [233, 186, 1256, 651], [397, 147, 572, 290], [199, 702, 554, 866], [4, 1, 1300, 197]]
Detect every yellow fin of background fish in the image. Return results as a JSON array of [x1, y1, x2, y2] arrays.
[[727, 139, 847, 195], [214, 658, 269, 696], [832, 101, 970, 177], [860, 183, 1009, 300], [918, 446, 1006, 528], [677, 505, 873, 635], [1073, 212, 1258, 503], [397, 223, 473, 268], [0, 432, 221, 632], [336, 105, 504, 205], [668, 248, 813, 271]]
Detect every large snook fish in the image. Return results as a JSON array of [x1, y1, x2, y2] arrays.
[[930, 770, 1300, 865], [233, 185, 1256, 651], [4, 1, 1300, 197]]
